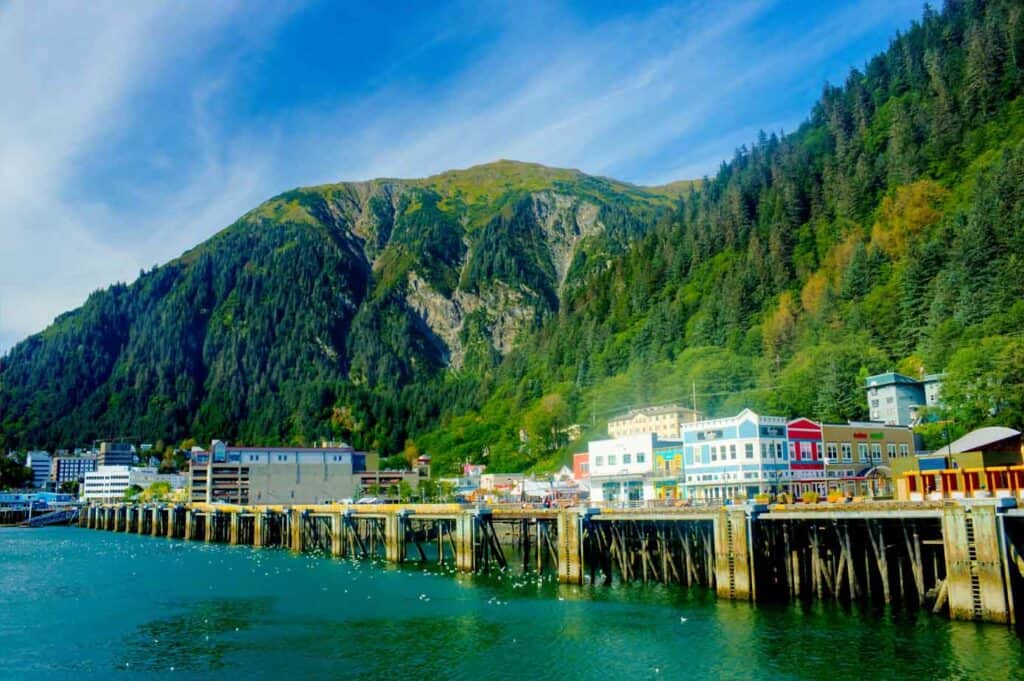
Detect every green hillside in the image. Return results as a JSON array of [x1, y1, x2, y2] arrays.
[[3, 0, 1024, 475]]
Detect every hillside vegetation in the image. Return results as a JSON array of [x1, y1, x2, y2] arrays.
[[3, 0, 1024, 474]]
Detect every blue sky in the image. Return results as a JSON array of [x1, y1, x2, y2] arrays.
[[0, 0, 924, 353]]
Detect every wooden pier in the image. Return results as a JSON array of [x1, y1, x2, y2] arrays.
[[77, 499, 1024, 626]]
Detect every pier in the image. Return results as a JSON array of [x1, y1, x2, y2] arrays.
[[77, 499, 1024, 626]]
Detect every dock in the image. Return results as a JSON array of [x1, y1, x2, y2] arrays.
[[77, 499, 1024, 625]]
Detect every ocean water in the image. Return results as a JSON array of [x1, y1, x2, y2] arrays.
[[1, 526, 1021, 679]]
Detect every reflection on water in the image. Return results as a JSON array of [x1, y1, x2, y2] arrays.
[[1, 527, 1022, 679], [117, 597, 274, 671]]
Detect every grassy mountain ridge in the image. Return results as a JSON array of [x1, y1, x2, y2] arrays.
[[0, 160, 677, 454], [4, 0, 1024, 476]]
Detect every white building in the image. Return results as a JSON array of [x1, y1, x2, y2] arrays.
[[679, 409, 790, 503], [129, 467, 187, 491], [82, 465, 131, 502], [27, 451, 52, 489], [588, 433, 658, 505]]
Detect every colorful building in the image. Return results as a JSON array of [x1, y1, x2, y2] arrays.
[[679, 409, 789, 503], [897, 427, 1024, 501], [787, 418, 827, 496], [820, 421, 915, 497], [572, 452, 589, 481], [651, 441, 686, 500]]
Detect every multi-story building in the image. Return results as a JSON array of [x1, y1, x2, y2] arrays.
[[189, 440, 374, 505], [128, 467, 187, 491], [679, 409, 790, 502], [820, 421, 915, 497], [922, 374, 944, 408], [82, 465, 132, 502], [607, 404, 700, 440], [26, 451, 51, 489], [355, 470, 421, 499], [98, 441, 134, 467], [865, 372, 945, 426], [50, 455, 98, 487], [787, 418, 827, 496], [651, 440, 686, 500], [588, 433, 661, 505]]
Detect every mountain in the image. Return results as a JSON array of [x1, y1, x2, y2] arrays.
[[4, 0, 1024, 474], [0, 161, 683, 454]]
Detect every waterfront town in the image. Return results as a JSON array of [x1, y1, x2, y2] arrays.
[[3, 371, 1023, 514]]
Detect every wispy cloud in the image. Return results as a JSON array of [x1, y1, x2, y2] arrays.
[[0, 1, 293, 351], [0, 0, 923, 353]]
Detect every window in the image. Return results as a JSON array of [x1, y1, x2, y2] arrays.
[[887, 444, 897, 459], [871, 444, 882, 462], [745, 443, 754, 459], [858, 443, 869, 463], [777, 442, 786, 460], [710, 446, 717, 462], [608, 455, 616, 466], [595, 456, 604, 466], [789, 442, 798, 460], [623, 454, 632, 464], [899, 444, 909, 457], [870, 399, 879, 408], [637, 452, 646, 464], [841, 443, 852, 462], [730, 445, 737, 460], [801, 442, 813, 461], [826, 443, 838, 462]]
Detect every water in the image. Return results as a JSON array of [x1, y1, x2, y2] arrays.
[[1, 528, 1022, 679]]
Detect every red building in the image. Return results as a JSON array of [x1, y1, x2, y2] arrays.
[[787, 418, 827, 496], [572, 452, 589, 481]]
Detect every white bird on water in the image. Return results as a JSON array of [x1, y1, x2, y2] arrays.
[[679, 616, 688, 623]]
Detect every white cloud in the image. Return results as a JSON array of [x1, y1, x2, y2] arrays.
[[0, 1, 291, 352], [0, 0, 924, 353]]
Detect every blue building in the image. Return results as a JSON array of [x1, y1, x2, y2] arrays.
[[679, 409, 790, 502], [26, 451, 51, 489], [865, 372, 944, 426], [0, 492, 76, 509]]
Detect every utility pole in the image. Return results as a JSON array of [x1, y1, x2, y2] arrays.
[[691, 380, 697, 413]]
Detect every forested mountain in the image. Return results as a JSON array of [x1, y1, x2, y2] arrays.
[[3, 0, 1024, 474]]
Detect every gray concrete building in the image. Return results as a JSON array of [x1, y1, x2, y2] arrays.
[[98, 441, 134, 467], [189, 440, 374, 504]]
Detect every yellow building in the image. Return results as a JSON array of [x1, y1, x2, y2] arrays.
[[820, 422, 916, 498], [608, 404, 700, 440], [897, 427, 1024, 501]]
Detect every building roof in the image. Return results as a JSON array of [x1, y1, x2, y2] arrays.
[[934, 427, 1022, 456], [610, 404, 699, 420], [865, 372, 920, 388]]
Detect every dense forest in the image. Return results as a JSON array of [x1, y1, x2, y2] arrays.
[[3, 0, 1024, 474]]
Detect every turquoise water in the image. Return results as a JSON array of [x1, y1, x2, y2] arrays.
[[1, 527, 1022, 679]]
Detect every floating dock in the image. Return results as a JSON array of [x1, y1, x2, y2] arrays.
[[77, 500, 1024, 625]]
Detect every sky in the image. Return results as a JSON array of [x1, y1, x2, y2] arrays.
[[0, 0, 925, 354]]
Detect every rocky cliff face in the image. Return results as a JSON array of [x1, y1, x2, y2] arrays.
[[0, 160, 677, 447]]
